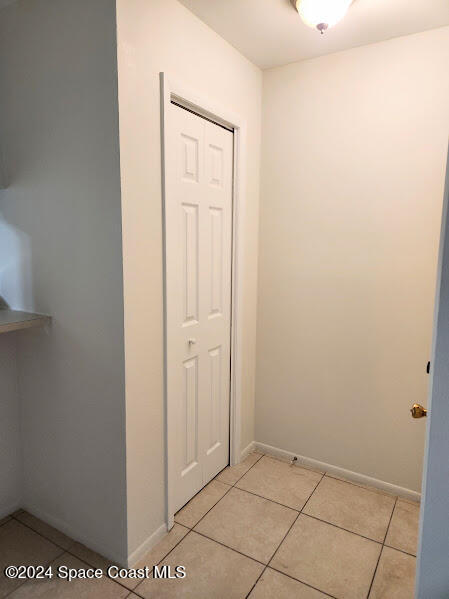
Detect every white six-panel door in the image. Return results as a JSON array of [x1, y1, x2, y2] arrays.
[[165, 102, 233, 513]]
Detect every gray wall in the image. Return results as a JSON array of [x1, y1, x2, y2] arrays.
[[0, 0, 127, 563], [0, 336, 21, 518], [0, 208, 25, 519]]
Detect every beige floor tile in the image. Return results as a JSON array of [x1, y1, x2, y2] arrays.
[[136, 531, 263, 599], [194, 487, 297, 564], [215, 452, 262, 485], [303, 476, 395, 542], [14, 512, 75, 551], [385, 499, 420, 556], [271, 514, 381, 599], [175, 480, 230, 528], [68, 542, 112, 572], [9, 553, 129, 598], [0, 520, 63, 597], [121, 523, 189, 590], [249, 568, 330, 598], [369, 546, 416, 599], [236, 456, 322, 510], [68, 525, 188, 593], [134, 523, 189, 569]]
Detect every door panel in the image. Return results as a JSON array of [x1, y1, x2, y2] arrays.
[[166, 103, 233, 513], [181, 203, 199, 325], [182, 357, 198, 476], [209, 207, 223, 317], [207, 346, 221, 455]]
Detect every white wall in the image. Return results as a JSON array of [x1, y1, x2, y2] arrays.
[[0, 336, 21, 518], [257, 27, 449, 493], [116, 0, 262, 558], [0, 0, 127, 563]]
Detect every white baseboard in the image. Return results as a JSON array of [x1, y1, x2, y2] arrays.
[[127, 523, 167, 568], [240, 441, 256, 461], [255, 441, 421, 503], [22, 503, 129, 566], [21, 502, 169, 568]]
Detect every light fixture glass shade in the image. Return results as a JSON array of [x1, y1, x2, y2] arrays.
[[296, 0, 353, 32]]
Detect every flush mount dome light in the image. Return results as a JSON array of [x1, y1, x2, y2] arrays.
[[296, 0, 353, 34]]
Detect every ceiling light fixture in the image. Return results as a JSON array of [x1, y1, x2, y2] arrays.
[[296, 0, 354, 34]]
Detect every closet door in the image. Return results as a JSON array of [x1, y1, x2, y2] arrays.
[[165, 102, 233, 513]]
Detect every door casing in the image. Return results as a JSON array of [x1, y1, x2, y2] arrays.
[[160, 73, 247, 528]]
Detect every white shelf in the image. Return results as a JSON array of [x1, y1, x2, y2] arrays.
[[0, 310, 51, 334]]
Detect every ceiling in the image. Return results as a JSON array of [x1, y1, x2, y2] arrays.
[[178, 0, 449, 69]]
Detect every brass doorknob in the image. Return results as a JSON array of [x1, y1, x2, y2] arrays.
[[411, 404, 427, 418]]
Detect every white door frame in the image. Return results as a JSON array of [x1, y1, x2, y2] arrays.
[[160, 73, 246, 528]]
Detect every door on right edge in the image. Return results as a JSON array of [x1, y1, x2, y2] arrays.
[[416, 146, 449, 598]]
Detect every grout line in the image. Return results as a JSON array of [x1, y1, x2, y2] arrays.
[[225, 451, 264, 486], [366, 549, 384, 598], [218, 452, 263, 491], [0, 517, 12, 528], [300, 513, 383, 546], [175, 482, 233, 529], [149, 528, 192, 563], [10, 514, 72, 553], [128, 585, 145, 599], [3, 546, 67, 599], [302, 472, 327, 511], [382, 498, 398, 545], [9, 514, 140, 596], [131, 526, 196, 597], [133, 452, 265, 596], [62, 548, 136, 594], [266, 471, 326, 568], [4, 454, 417, 599], [188, 451, 264, 529], [234, 464, 416, 557], [150, 455, 415, 598], [302, 470, 326, 505], [383, 544, 416, 558], [56, 547, 140, 596], [232, 486, 300, 512], [273, 470, 326, 555], [245, 471, 326, 599], [366, 496, 398, 599], [244, 567, 266, 597], [5, 455, 264, 599], [265, 566, 338, 599], [193, 529, 267, 566]]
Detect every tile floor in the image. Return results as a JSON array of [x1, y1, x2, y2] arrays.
[[0, 452, 419, 598]]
